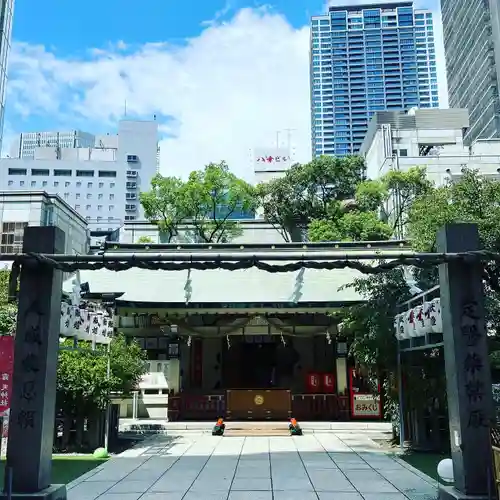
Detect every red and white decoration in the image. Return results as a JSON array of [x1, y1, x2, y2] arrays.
[[394, 298, 442, 340]]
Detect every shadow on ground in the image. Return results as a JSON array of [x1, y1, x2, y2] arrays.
[[65, 433, 439, 500]]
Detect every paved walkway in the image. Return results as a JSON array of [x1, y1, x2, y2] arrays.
[[67, 433, 438, 500]]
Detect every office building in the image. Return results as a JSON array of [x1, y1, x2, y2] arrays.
[[360, 107, 500, 236], [311, 2, 438, 158], [0, 0, 14, 155], [441, 0, 500, 144], [9, 130, 96, 159], [360, 108, 470, 180], [0, 120, 159, 233], [0, 190, 88, 257]]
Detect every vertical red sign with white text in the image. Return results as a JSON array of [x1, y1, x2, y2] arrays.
[[0, 335, 14, 415]]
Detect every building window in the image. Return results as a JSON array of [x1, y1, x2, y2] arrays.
[[65, 181, 70, 187], [97, 205, 103, 211], [98, 182, 104, 188], [98, 194, 103, 199], [86, 205, 91, 210], [54, 181, 59, 187], [98, 171, 117, 178], [76, 170, 94, 177], [64, 193, 69, 200], [75, 204, 80, 210], [76, 182, 81, 187], [399, 149, 408, 156], [87, 193, 92, 199], [8, 168, 27, 175], [31, 181, 36, 187], [108, 216, 114, 222], [76, 193, 80, 199], [7, 181, 12, 186], [53, 169, 72, 176], [42, 181, 47, 187], [20, 181, 25, 186], [88, 182, 93, 188], [110, 183, 115, 188], [1, 222, 28, 254], [109, 194, 114, 200], [109, 205, 114, 211]]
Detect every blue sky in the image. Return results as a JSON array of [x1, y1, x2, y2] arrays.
[[5, 0, 445, 178]]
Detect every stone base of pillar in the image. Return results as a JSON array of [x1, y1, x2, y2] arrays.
[[0, 484, 66, 500], [439, 485, 490, 500]]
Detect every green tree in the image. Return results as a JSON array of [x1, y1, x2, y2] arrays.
[[183, 161, 258, 242], [408, 167, 500, 336], [0, 269, 16, 336], [57, 334, 147, 413], [139, 174, 187, 242], [136, 235, 154, 244], [258, 156, 366, 241]]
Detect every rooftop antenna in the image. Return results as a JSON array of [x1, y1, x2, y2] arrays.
[[283, 128, 296, 152], [124, 100, 127, 117]]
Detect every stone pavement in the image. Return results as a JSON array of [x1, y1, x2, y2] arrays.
[[67, 432, 438, 500]]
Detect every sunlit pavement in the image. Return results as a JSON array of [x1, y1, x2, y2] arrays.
[[67, 433, 438, 500]]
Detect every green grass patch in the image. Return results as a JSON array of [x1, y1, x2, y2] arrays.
[[0, 456, 108, 487], [400, 451, 447, 481]]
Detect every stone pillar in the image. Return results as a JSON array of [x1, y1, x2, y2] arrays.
[[2, 227, 66, 499], [437, 223, 494, 499]]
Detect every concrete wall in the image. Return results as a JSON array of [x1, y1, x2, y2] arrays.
[[120, 219, 290, 244]]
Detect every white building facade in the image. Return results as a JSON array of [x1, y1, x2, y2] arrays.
[[0, 120, 159, 232], [9, 130, 96, 159], [0, 190, 88, 257]]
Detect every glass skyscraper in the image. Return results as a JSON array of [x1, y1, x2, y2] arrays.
[[310, 2, 438, 158], [441, 0, 500, 144], [0, 0, 14, 155]]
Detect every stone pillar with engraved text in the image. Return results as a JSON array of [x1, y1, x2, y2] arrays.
[[2, 226, 66, 500]]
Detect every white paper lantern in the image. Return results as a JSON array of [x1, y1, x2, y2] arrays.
[[430, 298, 442, 333], [421, 301, 434, 335], [397, 313, 408, 340], [405, 308, 418, 338], [60, 302, 69, 336], [394, 314, 401, 339], [414, 305, 426, 337]]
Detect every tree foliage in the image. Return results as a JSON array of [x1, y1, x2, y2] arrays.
[[0, 269, 16, 336], [57, 334, 147, 413], [140, 162, 257, 243], [407, 167, 500, 336], [136, 235, 154, 244], [183, 161, 257, 242], [257, 156, 366, 241], [139, 174, 187, 242]]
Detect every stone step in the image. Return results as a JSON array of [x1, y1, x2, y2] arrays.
[[119, 419, 392, 436], [224, 428, 290, 437]]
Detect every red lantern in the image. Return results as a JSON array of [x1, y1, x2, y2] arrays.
[[322, 373, 335, 393], [306, 373, 321, 393]]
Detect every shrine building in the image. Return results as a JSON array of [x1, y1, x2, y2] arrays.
[[68, 239, 407, 422]]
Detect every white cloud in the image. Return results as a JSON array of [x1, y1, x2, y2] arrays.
[[4, 3, 450, 179], [5, 8, 312, 180]]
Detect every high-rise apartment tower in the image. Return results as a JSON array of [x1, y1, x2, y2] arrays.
[[310, 2, 438, 158], [441, 0, 500, 143]]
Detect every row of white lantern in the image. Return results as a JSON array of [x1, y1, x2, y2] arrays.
[[60, 302, 114, 340], [394, 298, 442, 340]]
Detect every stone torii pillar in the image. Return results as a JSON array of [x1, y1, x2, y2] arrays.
[[437, 223, 494, 500], [1, 226, 66, 500]]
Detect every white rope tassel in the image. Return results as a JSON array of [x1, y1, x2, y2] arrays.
[[187, 335, 192, 347], [280, 333, 286, 346], [326, 331, 332, 344], [227, 335, 231, 349]]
